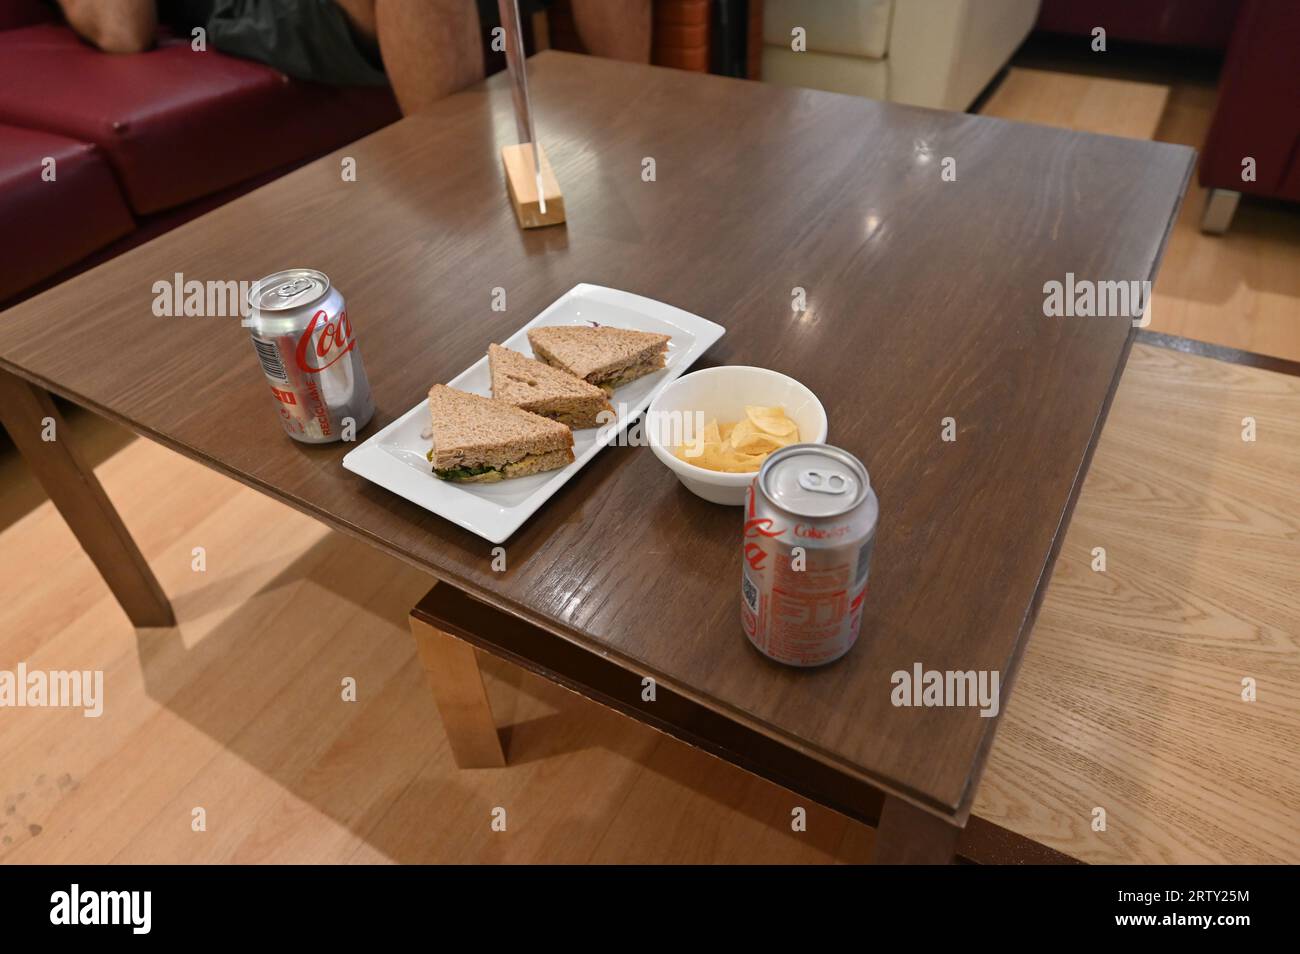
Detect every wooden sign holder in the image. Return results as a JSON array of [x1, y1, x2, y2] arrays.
[[501, 141, 565, 229]]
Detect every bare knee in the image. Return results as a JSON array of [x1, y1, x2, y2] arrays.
[[374, 0, 484, 114], [58, 0, 157, 54], [95, 21, 156, 54]]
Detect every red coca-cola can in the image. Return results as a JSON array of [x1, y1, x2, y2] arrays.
[[245, 268, 375, 443], [741, 444, 878, 667]]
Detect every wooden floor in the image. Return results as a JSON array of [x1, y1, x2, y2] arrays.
[[2, 63, 1298, 865], [1149, 82, 1300, 363], [981, 67, 1170, 140], [977, 342, 1300, 863]]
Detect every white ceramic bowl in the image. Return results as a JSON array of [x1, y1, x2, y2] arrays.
[[646, 366, 828, 505]]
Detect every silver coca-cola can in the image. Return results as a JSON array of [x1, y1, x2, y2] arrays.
[[244, 268, 374, 443], [741, 444, 879, 667]]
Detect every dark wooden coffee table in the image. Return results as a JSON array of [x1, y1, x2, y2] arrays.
[[0, 52, 1192, 862]]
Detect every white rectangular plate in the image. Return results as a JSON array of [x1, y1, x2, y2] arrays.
[[342, 284, 725, 543]]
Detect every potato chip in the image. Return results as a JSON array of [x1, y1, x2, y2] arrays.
[[673, 405, 800, 474], [729, 419, 787, 455], [693, 446, 743, 472], [746, 405, 799, 437]]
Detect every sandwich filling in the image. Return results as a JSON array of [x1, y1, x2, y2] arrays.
[[593, 354, 667, 394], [538, 410, 594, 427], [530, 343, 666, 394], [427, 449, 570, 482]]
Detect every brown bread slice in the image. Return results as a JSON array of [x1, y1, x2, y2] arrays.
[[488, 344, 614, 429], [426, 384, 574, 474], [526, 325, 670, 390]]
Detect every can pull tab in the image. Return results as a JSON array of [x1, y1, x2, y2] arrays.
[[797, 468, 850, 495], [277, 277, 314, 298]]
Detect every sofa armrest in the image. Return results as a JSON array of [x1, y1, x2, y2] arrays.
[[889, 0, 1040, 111], [1198, 0, 1300, 199], [0, 0, 57, 31]]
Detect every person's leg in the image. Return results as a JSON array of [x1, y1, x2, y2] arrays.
[[56, 0, 157, 54], [365, 0, 486, 116], [569, 0, 651, 63]]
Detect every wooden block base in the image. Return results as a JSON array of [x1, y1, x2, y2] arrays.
[[501, 142, 565, 229]]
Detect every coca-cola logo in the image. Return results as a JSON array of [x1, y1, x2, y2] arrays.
[[295, 308, 356, 373], [742, 484, 785, 570], [794, 523, 850, 539]]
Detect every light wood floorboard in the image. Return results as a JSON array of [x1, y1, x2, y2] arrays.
[[974, 343, 1300, 863]]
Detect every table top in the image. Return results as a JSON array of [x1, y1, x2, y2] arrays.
[[0, 52, 1194, 819]]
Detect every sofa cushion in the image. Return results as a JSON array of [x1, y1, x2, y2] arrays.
[[887, 0, 1040, 111], [0, 123, 135, 302], [764, 0, 892, 59], [0, 24, 400, 215]]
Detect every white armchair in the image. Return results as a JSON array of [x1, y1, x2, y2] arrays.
[[762, 0, 1042, 112]]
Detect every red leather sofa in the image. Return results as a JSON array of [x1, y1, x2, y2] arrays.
[[1035, 0, 1241, 49], [1196, 0, 1300, 231], [0, 0, 400, 305]]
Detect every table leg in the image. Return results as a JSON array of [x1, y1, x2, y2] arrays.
[[0, 370, 174, 628], [871, 795, 963, 864], [409, 612, 506, 768]]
